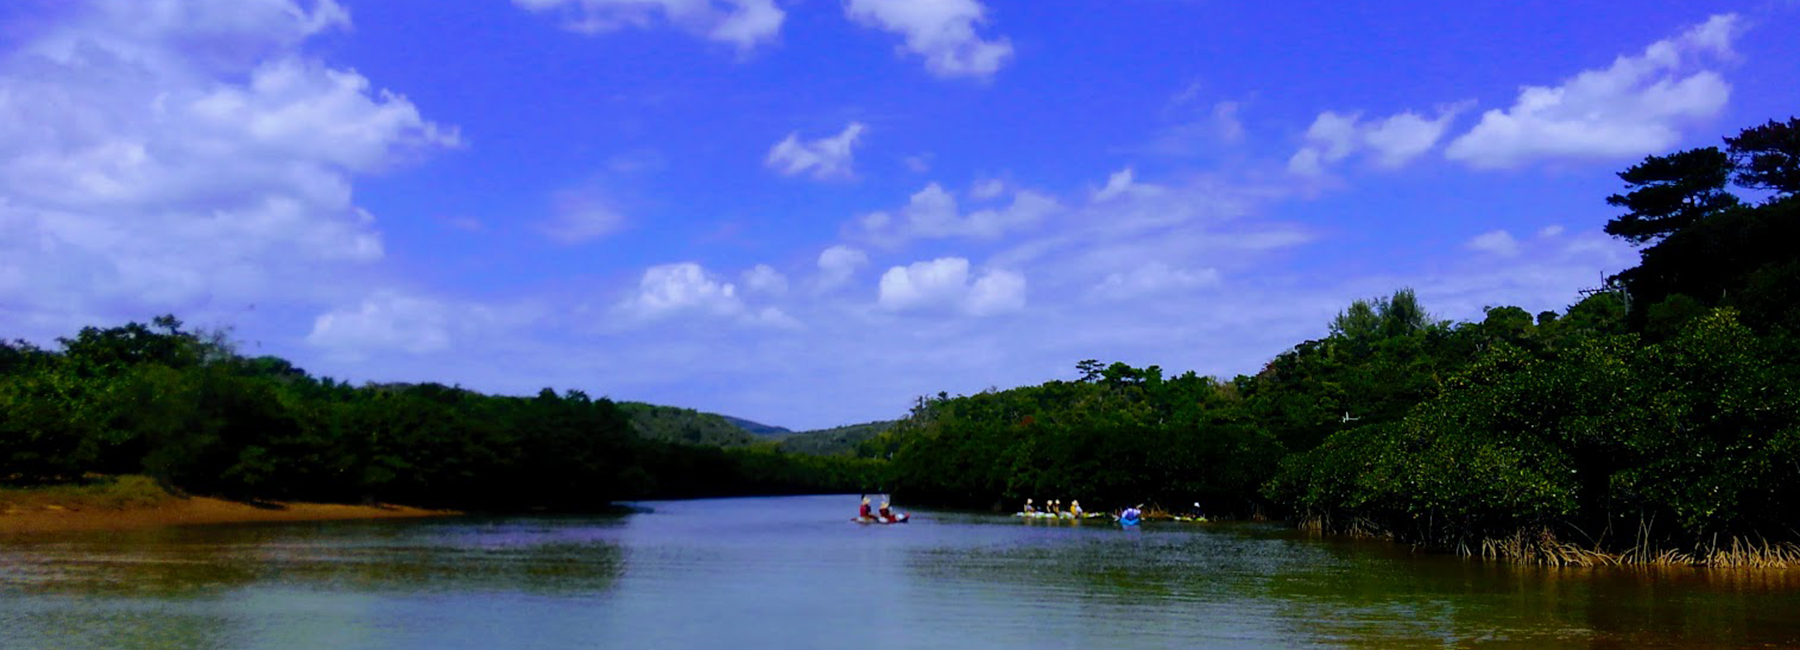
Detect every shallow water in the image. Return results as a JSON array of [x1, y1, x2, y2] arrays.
[[3, 494, 1798, 649]]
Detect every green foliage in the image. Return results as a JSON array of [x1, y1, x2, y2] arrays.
[[0, 318, 876, 508], [778, 420, 896, 456], [877, 365, 1281, 513], [1607, 118, 1800, 336], [1269, 309, 1800, 549], [720, 415, 791, 437], [1604, 147, 1739, 245], [616, 402, 762, 447], [1724, 117, 1800, 195]]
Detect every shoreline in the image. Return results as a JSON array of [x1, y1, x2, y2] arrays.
[[0, 495, 459, 535]]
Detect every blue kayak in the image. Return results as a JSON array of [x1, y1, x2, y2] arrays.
[[1119, 515, 1140, 527]]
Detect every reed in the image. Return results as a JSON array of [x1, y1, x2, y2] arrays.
[[1470, 529, 1800, 568]]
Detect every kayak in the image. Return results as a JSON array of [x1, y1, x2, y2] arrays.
[[853, 514, 909, 524], [1118, 515, 1140, 527], [1014, 512, 1108, 519]]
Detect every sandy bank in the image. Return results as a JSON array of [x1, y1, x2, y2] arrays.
[[0, 496, 457, 535]]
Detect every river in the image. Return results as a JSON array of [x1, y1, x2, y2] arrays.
[[3, 494, 1797, 649]]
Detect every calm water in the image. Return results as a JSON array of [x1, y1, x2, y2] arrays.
[[3, 495, 1798, 649]]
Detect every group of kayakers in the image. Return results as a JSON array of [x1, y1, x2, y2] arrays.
[[855, 495, 909, 523], [1019, 498, 1087, 518]]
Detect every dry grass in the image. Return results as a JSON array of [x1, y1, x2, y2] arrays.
[[1475, 529, 1800, 568], [1296, 515, 1800, 568], [1697, 537, 1800, 568]]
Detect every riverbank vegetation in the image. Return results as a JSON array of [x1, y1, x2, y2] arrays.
[[0, 323, 881, 510], [867, 117, 1800, 565]]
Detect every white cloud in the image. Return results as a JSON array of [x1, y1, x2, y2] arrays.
[[0, 0, 456, 328], [750, 307, 802, 330], [817, 245, 870, 290], [877, 257, 1023, 315], [306, 291, 454, 358], [742, 264, 788, 295], [970, 178, 1007, 200], [878, 257, 969, 311], [511, 0, 784, 51], [1467, 230, 1521, 257], [966, 269, 1026, 315], [1094, 167, 1153, 202], [1211, 101, 1246, 143], [902, 154, 932, 173], [537, 189, 625, 244], [1538, 225, 1566, 238], [855, 182, 1060, 246], [1363, 108, 1466, 167], [1092, 263, 1221, 300], [1286, 148, 1325, 177], [623, 262, 742, 319], [766, 122, 866, 180], [844, 0, 1013, 78], [1444, 14, 1741, 169], [1142, 89, 1251, 156], [1288, 105, 1465, 175]]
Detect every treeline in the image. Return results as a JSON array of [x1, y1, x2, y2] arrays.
[[872, 118, 1800, 561], [777, 420, 896, 456], [616, 402, 764, 447], [0, 321, 880, 509]]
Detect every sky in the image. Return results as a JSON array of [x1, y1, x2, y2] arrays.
[[1, 0, 1795, 430]]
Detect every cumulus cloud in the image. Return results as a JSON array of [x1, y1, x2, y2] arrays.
[[966, 269, 1026, 315], [1288, 105, 1466, 175], [844, 0, 1013, 78], [306, 291, 454, 359], [742, 264, 788, 295], [766, 122, 866, 180], [615, 262, 798, 328], [511, 0, 784, 51], [0, 0, 457, 328], [623, 262, 743, 319], [877, 257, 1024, 315], [817, 245, 870, 291], [1467, 230, 1522, 257], [855, 182, 1060, 246], [1444, 14, 1741, 169]]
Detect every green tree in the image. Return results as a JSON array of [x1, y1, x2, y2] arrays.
[[1724, 117, 1800, 195], [1603, 147, 1739, 245]]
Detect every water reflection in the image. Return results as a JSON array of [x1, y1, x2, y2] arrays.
[[0, 518, 625, 598], [2, 498, 1798, 650]]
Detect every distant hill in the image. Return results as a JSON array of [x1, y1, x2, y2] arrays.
[[721, 415, 791, 437], [777, 420, 897, 456], [616, 402, 762, 447]]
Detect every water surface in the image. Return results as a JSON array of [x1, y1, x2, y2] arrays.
[[3, 494, 1797, 649]]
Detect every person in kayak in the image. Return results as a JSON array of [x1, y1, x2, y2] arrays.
[[878, 499, 905, 523], [1070, 500, 1084, 517], [859, 496, 874, 521], [1120, 505, 1142, 526], [1022, 498, 1036, 514]]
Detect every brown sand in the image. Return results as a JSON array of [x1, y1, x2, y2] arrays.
[[0, 496, 457, 535]]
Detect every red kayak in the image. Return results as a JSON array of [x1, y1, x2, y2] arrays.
[[852, 514, 910, 524]]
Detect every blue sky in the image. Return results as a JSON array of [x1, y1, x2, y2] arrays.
[[2, 0, 1795, 429]]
